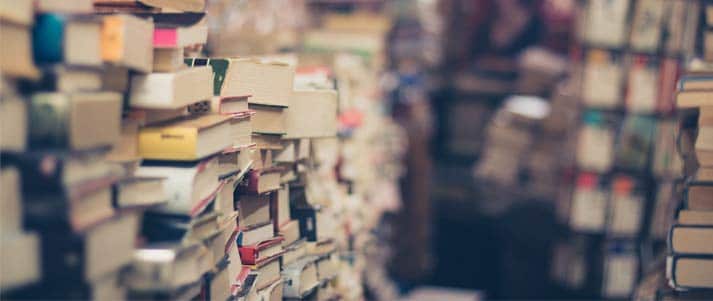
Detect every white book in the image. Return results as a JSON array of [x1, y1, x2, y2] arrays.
[[225, 59, 294, 107], [129, 66, 213, 109], [136, 157, 222, 216]]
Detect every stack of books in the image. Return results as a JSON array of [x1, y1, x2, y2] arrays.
[[1, 1, 403, 300], [551, 0, 701, 299], [0, 1, 155, 299], [115, 6, 242, 301], [666, 62, 713, 291]]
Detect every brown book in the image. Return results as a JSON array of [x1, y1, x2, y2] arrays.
[[676, 90, 713, 108], [0, 22, 39, 79], [687, 184, 713, 210], [29, 92, 122, 151], [249, 104, 286, 135], [668, 256, 713, 289], [237, 193, 271, 228], [678, 210, 713, 225], [670, 225, 713, 254], [251, 134, 284, 150], [0, 97, 27, 151]]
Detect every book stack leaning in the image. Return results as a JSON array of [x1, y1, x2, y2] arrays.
[[1, 0, 150, 299]]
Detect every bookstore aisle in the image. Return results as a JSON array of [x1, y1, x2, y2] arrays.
[[1, 1, 713, 301], [0, 0, 407, 300]]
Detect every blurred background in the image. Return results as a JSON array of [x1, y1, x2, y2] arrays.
[[212, 0, 703, 300], [188, 0, 705, 299]]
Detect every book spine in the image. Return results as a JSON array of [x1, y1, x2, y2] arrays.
[[100, 16, 125, 63], [32, 14, 65, 64], [153, 28, 178, 48], [28, 93, 71, 149]]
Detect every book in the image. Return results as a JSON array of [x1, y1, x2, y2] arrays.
[[282, 256, 319, 298], [29, 92, 122, 151], [35, 0, 92, 13], [678, 74, 713, 91], [583, 0, 630, 47], [0, 97, 26, 151], [667, 255, 713, 289], [569, 172, 607, 232], [0, 0, 33, 26], [0, 21, 39, 79], [676, 90, 713, 108], [249, 104, 286, 135], [575, 111, 615, 171], [101, 14, 154, 73], [212, 95, 249, 114], [282, 239, 307, 267], [129, 66, 213, 109], [101, 65, 130, 92], [251, 134, 284, 151], [607, 176, 645, 237], [206, 264, 231, 301], [275, 184, 291, 227], [138, 0, 205, 12], [678, 210, 713, 225], [279, 219, 301, 247], [138, 114, 232, 161], [670, 225, 713, 254], [315, 255, 337, 281], [582, 50, 623, 108], [253, 278, 283, 301], [1, 150, 122, 197], [238, 222, 274, 247], [602, 243, 638, 298], [228, 114, 252, 148], [686, 184, 713, 211], [153, 48, 185, 72], [239, 168, 281, 195], [237, 193, 271, 228], [0, 231, 40, 290], [25, 185, 116, 232], [625, 55, 658, 113], [208, 58, 293, 106], [33, 14, 102, 67], [126, 242, 211, 291], [38, 211, 140, 283], [135, 159, 222, 216], [1, 168, 22, 233], [246, 256, 281, 291], [615, 115, 656, 171], [153, 14, 207, 48], [113, 176, 167, 208], [628, 0, 664, 52], [238, 236, 284, 265], [28, 66, 103, 93], [128, 107, 188, 126], [284, 89, 338, 139]]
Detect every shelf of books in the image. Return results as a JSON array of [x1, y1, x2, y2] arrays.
[[550, 0, 706, 299], [0, 1, 402, 300]]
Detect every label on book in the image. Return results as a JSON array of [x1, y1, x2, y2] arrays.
[[138, 127, 198, 160]]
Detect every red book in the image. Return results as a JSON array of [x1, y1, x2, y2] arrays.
[[239, 236, 285, 265]]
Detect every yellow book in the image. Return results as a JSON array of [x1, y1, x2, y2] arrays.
[[138, 114, 232, 161]]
